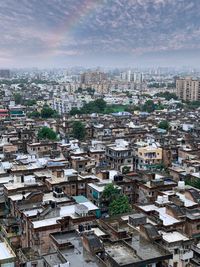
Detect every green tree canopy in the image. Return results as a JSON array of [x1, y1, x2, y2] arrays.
[[109, 195, 132, 216], [70, 107, 81, 116], [154, 91, 178, 100], [38, 126, 57, 140], [102, 183, 120, 200], [158, 120, 170, 130], [25, 99, 37, 106], [102, 183, 132, 216], [141, 100, 156, 113], [72, 121, 86, 140], [70, 98, 107, 115], [29, 111, 40, 118], [14, 93, 23, 105], [186, 101, 200, 110], [41, 105, 59, 118]]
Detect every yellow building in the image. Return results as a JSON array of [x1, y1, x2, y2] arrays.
[[135, 144, 163, 170]]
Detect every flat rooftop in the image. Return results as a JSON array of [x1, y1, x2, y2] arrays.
[[105, 242, 141, 265], [0, 242, 15, 261], [56, 232, 99, 267], [32, 201, 98, 228], [126, 229, 170, 261], [138, 204, 180, 226], [160, 231, 189, 243], [43, 253, 64, 267]]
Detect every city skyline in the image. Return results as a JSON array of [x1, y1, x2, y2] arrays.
[[1, 0, 200, 68]]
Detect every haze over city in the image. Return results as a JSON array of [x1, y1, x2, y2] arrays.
[[1, 0, 200, 68]]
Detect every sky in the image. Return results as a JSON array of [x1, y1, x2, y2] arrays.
[[0, 0, 200, 68]]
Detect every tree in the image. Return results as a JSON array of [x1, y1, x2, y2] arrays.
[[25, 99, 37, 106], [38, 126, 57, 140], [102, 184, 120, 200], [72, 121, 86, 140], [102, 183, 131, 216], [158, 120, 170, 130], [86, 87, 95, 95], [186, 178, 200, 189], [41, 105, 58, 118], [186, 101, 200, 110], [154, 91, 178, 100], [141, 93, 152, 98], [94, 98, 107, 112], [70, 107, 81, 116], [29, 111, 40, 118], [77, 87, 83, 93], [141, 100, 155, 113], [109, 195, 132, 216], [14, 93, 23, 105]]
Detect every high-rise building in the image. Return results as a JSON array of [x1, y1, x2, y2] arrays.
[[81, 71, 107, 84], [176, 77, 200, 101], [133, 72, 144, 83], [0, 69, 10, 79], [127, 70, 131, 82]]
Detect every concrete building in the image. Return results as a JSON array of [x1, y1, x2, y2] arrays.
[[159, 230, 193, 267], [81, 71, 107, 84], [134, 141, 163, 170], [106, 139, 133, 172], [176, 77, 200, 101]]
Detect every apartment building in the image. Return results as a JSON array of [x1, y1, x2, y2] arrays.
[[176, 77, 200, 101], [106, 139, 133, 172], [133, 141, 163, 170]]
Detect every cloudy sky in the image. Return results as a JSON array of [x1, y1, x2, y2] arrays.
[[0, 0, 200, 68]]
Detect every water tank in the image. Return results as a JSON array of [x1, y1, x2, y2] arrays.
[[157, 196, 163, 204], [178, 181, 185, 190]]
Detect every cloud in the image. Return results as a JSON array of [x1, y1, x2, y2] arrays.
[[0, 0, 200, 67]]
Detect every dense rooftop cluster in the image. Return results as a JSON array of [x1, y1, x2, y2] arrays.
[[0, 69, 200, 267]]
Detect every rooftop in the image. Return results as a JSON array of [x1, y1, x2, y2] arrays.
[[54, 231, 99, 267], [138, 204, 180, 226], [105, 242, 141, 265], [0, 242, 15, 261], [160, 231, 189, 243]]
